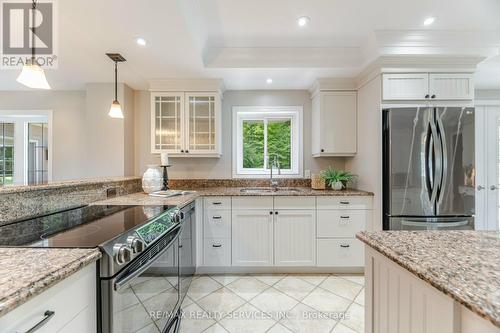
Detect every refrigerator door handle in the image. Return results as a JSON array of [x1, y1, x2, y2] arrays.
[[436, 112, 448, 206], [424, 122, 434, 201], [429, 111, 442, 208], [401, 219, 470, 228]]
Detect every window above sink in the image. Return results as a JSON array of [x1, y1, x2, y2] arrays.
[[232, 106, 303, 178]]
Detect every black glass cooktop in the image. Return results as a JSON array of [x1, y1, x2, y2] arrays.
[[0, 205, 174, 247]]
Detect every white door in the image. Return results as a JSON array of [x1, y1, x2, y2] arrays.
[[185, 93, 220, 155], [151, 93, 184, 154], [476, 106, 500, 231], [232, 210, 273, 266], [274, 210, 316, 266], [486, 107, 500, 230]]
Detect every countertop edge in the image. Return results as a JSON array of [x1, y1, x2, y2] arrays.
[[0, 249, 101, 317], [356, 232, 500, 328]]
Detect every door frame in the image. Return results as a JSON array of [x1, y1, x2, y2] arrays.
[[0, 110, 53, 184]]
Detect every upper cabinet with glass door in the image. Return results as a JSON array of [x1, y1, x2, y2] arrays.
[[151, 91, 221, 157]]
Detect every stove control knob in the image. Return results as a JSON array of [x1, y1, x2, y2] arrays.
[[127, 236, 145, 254], [113, 243, 132, 265], [174, 213, 181, 223], [179, 211, 185, 220]]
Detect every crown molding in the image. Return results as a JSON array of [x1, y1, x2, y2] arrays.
[[149, 78, 225, 95]]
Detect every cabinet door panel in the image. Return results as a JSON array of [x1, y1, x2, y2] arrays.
[[232, 210, 273, 266], [185, 93, 220, 154], [275, 210, 316, 266], [429, 73, 474, 100], [317, 238, 364, 267], [151, 93, 184, 153], [320, 91, 357, 155], [317, 210, 367, 238], [382, 74, 429, 100]]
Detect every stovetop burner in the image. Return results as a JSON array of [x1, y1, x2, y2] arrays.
[[0, 204, 175, 247]]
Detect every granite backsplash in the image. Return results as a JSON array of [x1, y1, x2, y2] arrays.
[[168, 178, 311, 189], [0, 177, 142, 225]]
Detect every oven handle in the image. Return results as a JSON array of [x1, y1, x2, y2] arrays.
[[114, 224, 182, 292]]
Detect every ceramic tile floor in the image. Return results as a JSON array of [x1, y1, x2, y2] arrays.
[[179, 274, 365, 333]]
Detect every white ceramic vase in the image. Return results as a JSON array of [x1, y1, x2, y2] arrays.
[[142, 165, 163, 193], [331, 181, 344, 191]]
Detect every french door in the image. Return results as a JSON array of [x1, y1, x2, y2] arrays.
[[476, 105, 500, 230]]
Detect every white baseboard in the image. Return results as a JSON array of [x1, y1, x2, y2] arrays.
[[195, 266, 364, 275]]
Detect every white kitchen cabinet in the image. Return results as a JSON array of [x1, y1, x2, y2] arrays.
[[203, 196, 231, 267], [429, 73, 474, 100], [232, 209, 274, 266], [151, 92, 221, 157], [382, 73, 429, 100], [317, 210, 368, 238], [317, 238, 364, 267], [382, 73, 474, 101], [311, 91, 357, 157], [274, 210, 316, 266], [204, 238, 231, 266], [365, 247, 499, 333], [0, 264, 96, 333]]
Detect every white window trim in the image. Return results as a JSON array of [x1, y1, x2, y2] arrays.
[[232, 106, 303, 179], [0, 110, 53, 184]]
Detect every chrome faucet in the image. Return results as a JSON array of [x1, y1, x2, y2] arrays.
[[269, 155, 281, 190]]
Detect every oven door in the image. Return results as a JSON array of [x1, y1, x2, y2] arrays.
[[101, 225, 181, 333], [179, 204, 196, 306]]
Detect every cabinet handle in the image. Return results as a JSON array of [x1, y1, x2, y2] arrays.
[[275, 211, 279, 215], [180, 150, 184, 153], [212, 202, 222, 205], [425, 94, 430, 99], [321, 149, 325, 152], [25, 310, 55, 333], [340, 244, 350, 248], [431, 94, 436, 99], [269, 211, 273, 215], [340, 216, 350, 219], [212, 215, 222, 220], [212, 244, 222, 248], [339, 201, 350, 205]]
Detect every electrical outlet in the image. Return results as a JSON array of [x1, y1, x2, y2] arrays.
[[304, 170, 311, 178], [106, 187, 117, 198]]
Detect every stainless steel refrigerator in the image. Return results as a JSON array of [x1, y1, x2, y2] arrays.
[[383, 107, 475, 230]]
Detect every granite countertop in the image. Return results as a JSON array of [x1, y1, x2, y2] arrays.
[[0, 248, 101, 317], [0, 176, 141, 194], [92, 187, 372, 206], [357, 231, 500, 328]]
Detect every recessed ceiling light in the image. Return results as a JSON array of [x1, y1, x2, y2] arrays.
[[423, 17, 436, 26], [136, 37, 147, 46], [297, 16, 310, 27], [266, 78, 273, 84]]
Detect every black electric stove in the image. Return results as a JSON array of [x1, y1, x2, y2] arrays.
[[0, 204, 176, 248]]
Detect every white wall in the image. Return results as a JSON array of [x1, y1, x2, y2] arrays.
[[134, 90, 345, 178], [475, 89, 500, 100], [0, 91, 86, 181], [85, 83, 135, 178], [345, 76, 382, 230]]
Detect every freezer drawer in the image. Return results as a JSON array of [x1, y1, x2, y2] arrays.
[[389, 216, 474, 230]]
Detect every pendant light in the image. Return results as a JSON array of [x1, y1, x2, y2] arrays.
[[16, 0, 51, 89], [106, 53, 126, 119]]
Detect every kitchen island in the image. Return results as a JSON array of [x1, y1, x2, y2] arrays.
[[357, 231, 500, 333]]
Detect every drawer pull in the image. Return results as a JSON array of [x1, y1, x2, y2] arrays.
[[212, 215, 222, 219], [26, 310, 55, 333], [212, 244, 222, 248], [340, 244, 350, 248], [212, 202, 222, 205], [339, 201, 350, 205], [340, 216, 350, 219]]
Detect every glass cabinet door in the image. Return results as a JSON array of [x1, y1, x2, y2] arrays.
[[153, 94, 183, 152], [186, 94, 218, 153]]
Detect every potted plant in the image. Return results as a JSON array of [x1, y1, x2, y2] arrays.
[[320, 167, 357, 190]]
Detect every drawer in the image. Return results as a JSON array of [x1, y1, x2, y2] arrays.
[[232, 197, 273, 210], [317, 238, 364, 267], [204, 210, 231, 238], [0, 264, 96, 333], [317, 196, 372, 210], [204, 196, 231, 210], [204, 238, 231, 266], [317, 210, 367, 238], [274, 196, 315, 210]]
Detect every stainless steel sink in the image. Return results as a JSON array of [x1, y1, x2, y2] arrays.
[[239, 187, 301, 194]]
